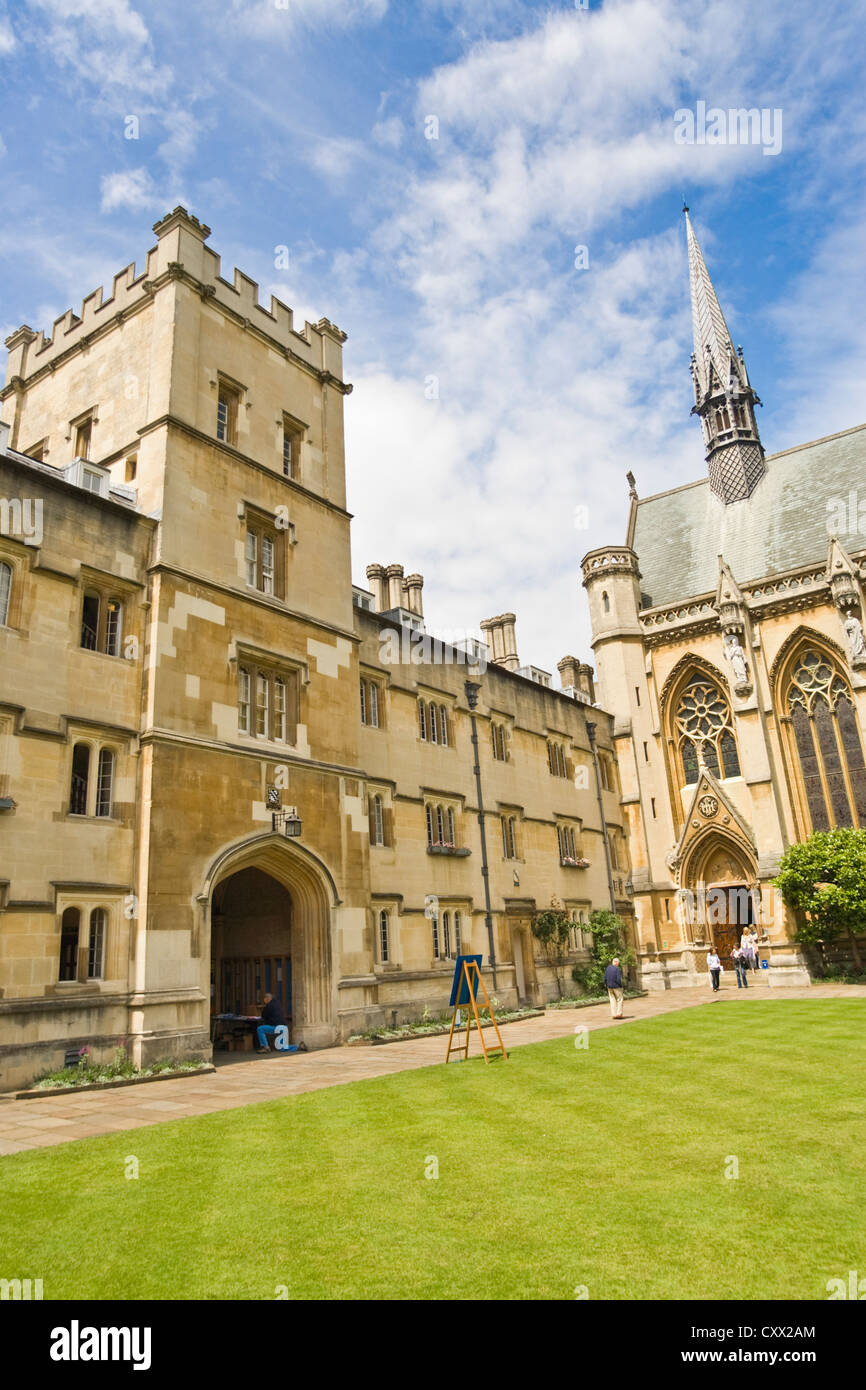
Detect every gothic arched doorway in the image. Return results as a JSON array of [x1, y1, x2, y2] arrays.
[[211, 867, 293, 1026], [684, 835, 758, 969], [201, 832, 337, 1050]]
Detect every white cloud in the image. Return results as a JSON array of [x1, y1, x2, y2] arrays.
[[335, 0, 866, 670], [0, 17, 16, 53], [230, 0, 388, 37], [24, 0, 172, 98], [29, 0, 149, 44], [372, 116, 403, 149], [100, 167, 158, 211]]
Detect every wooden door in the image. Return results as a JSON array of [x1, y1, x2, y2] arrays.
[[710, 885, 752, 968]]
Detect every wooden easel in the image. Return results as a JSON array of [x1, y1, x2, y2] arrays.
[[445, 958, 508, 1064]]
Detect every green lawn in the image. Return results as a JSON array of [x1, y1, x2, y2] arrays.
[[2, 1000, 865, 1300]]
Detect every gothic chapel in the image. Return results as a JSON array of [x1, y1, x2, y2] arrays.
[[582, 208, 866, 988]]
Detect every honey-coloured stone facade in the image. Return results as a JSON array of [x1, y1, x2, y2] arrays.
[[0, 209, 627, 1090]]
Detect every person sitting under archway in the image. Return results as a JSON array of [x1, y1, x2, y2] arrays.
[[256, 992, 288, 1053]]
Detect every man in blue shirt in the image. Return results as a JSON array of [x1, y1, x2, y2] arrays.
[[604, 958, 624, 1019]]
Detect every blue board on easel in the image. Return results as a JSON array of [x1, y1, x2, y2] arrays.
[[449, 955, 483, 1007]]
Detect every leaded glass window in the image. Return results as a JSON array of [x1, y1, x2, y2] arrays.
[[787, 650, 866, 830], [674, 675, 740, 785]]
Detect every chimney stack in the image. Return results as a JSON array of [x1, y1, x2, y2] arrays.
[[403, 573, 424, 617], [365, 563, 387, 612], [577, 662, 596, 703], [385, 563, 405, 611], [557, 655, 580, 690], [480, 613, 520, 673]]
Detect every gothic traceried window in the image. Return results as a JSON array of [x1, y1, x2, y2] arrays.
[[674, 675, 740, 785], [786, 650, 866, 831]]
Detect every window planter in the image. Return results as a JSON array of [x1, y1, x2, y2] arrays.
[[560, 857, 590, 868], [427, 844, 471, 857]]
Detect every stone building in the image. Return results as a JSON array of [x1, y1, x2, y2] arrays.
[[0, 208, 626, 1090], [582, 208, 866, 989]]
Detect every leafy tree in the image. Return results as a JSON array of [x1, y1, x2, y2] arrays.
[[531, 899, 572, 998], [572, 908, 637, 996], [775, 828, 866, 972]]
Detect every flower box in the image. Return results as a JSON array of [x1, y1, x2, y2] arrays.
[[427, 844, 471, 856], [560, 857, 590, 868]]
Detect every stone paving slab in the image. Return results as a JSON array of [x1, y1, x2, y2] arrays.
[[0, 985, 863, 1155]]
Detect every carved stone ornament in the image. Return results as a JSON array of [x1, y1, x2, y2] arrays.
[[698, 794, 718, 819]]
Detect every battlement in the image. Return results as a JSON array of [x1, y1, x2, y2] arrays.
[[3, 206, 347, 386]]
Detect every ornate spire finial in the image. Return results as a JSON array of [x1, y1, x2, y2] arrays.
[[685, 210, 765, 504]]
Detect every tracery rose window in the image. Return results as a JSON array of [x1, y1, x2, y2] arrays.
[[787, 650, 866, 830], [675, 676, 740, 785]]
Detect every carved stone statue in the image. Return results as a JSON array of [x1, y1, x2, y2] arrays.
[[844, 613, 866, 663], [724, 633, 750, 691]]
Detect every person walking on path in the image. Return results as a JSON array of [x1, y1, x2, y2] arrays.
[[732, 945, 749, 989], [707, 949, 722, 992], [741, 929, 757, 974], [604, 958, 624, 1019]]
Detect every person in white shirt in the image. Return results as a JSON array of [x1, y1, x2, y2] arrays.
[[707, 950, 722, 992]]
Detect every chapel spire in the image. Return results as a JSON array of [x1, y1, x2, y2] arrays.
[[684, 206, 765, 504]]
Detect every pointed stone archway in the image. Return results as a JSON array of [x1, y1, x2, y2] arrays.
[[199, 832, 339, 1050], [682, 832, 758, 967]]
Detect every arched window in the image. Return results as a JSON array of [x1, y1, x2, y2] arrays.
[[436, 805, 445, 844], [70, 744, 90, 815], [0, 562, 11, 626], [59, 907, 80, 981], [786, 649, 866, 831], [446, 807, 455, 845], [95, 749, 114, 818], [369, 682, 379, 728], [442, 911, 452, 959], [454, 910, 462, 955], [674, 673, 740, 785], [425, 803, 434, 846], [378, 909, 390, 964], [418, 699, 427, 741], [431, 909, 440, 959], [429, 703, 438, 744], [88, 907, 107, 979], [602, 591, 610, 613]]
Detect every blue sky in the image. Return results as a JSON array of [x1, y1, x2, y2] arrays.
[[0, 0, 864, 673]]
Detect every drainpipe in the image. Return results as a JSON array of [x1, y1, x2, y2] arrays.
[[586, 720, 617, 914], [465, 680, 498, 989]]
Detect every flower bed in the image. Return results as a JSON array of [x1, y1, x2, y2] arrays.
[[546, 990, 647, 1009], [16, 1054, 213, 1098], [348, 1006, 543, 1045]]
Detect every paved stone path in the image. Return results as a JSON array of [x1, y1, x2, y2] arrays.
[[1, 982, 863, 1155]]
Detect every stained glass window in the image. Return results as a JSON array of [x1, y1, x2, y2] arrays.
[[787, 649, 866, 830], [675, 676, 740, 785]]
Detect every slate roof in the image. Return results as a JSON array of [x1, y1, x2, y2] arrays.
[[630, 422, 866, 608]]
